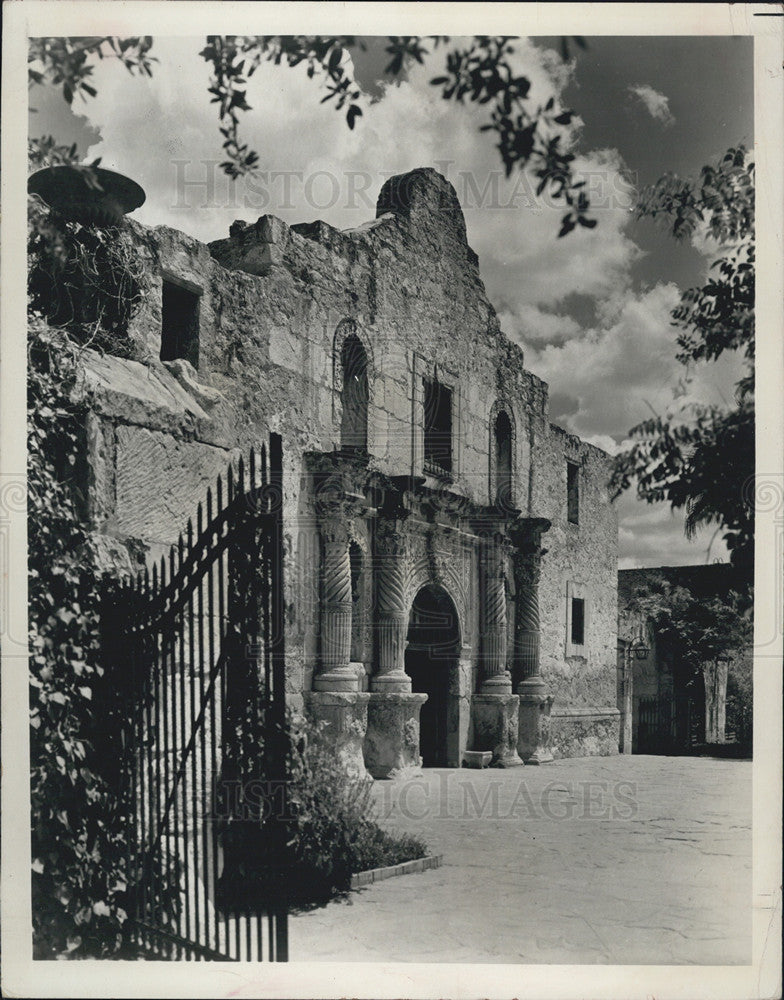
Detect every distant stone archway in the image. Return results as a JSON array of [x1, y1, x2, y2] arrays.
[[404, 584, 461, 766]]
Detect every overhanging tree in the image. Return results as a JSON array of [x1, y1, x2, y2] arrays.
[[610, 146, 755, 580], [28, 34, 595, 237]]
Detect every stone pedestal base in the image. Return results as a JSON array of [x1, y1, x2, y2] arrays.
[[312, 668, 360, 692], [517, 678, 554, 764], [471, 693, 523, 767], [370, 671, 412, 693], [364, 692, 428, 778], [303, 692, 371, 780], [480, 672, 514, 695]]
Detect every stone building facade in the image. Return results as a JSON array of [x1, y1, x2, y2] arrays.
[[75, 167, 619, 774]]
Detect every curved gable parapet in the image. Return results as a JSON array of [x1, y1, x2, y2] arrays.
[[376, 168, 468, 243]]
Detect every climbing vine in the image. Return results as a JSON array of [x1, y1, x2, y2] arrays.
[[28, 320, 133, 957], [27, 193, 148, 956]]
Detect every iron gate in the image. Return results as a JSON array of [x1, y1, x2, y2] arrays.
[[637, 697, 659, 754], [105, 435, 289, 960]]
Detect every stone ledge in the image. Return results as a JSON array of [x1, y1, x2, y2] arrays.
[[350, 854, 443, 889], [551, 706, 620, 719]]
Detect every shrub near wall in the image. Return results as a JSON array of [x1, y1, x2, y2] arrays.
[[285, 719, 428, 903]]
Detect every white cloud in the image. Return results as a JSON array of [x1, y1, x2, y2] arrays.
[[616, 491, 729, 569], [628, 83, 676, 127], [497, 305, 582, 347], [526, 282, 745, 441]]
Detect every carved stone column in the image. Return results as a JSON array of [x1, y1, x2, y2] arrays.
[[479, 529, 512, 694], [313, 494, 364, 693], [371, 519, 412, 693], [510, 517, 553, 764]]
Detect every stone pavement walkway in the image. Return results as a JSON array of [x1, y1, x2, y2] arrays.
[[289, 755, 752, 964]]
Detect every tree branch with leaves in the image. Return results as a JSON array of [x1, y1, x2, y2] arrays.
[[611, 146, 755, 578], [28, 33, 593, 237]]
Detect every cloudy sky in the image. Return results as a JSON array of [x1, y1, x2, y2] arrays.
[[29, 34, 753, 568]]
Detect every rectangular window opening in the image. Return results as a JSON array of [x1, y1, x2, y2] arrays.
[[571, 597, 585, 646], [423, 377, 453, 477], [161, 278, 200, 368], [567, 460, 580, 524]]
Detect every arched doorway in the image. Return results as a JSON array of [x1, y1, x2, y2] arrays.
[[405, 584, 460, 766]]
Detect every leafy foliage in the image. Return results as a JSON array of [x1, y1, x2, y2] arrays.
[[611, 146, 755, 576], [430, 36, 592, 236], [28, 320, 132, 958], [28, 36, 155, 104], [28, 135, 82, 170], [623, 578, 752, 676], [623, 576, 753, 747], [29, 34, 593, 237], [27, 184, 153, 956]]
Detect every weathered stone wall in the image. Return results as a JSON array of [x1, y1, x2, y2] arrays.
[[70, 166, 618, 756], [524, 424, 619, 755]]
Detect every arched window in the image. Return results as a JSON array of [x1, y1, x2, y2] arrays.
[[340, 334, 368, 452], [494, 410, 513, 509]]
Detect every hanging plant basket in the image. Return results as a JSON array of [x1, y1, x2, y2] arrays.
[[28, 165, 146, 227]]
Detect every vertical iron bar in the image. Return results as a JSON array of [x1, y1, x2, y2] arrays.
[[171, 542, 184, 949], [216, 471, 226, 957], [126, 583, 140, 955], [269, 435, 288, 960], [206, 486, 220, 957], [146, 565, 162, 952], [157, 561, 172, 944], [166, 554, 182, 959], [186, 518, 200, 950], [135, 576, 148, 954], [196, 502, 210, 954], [178, 532, 191, 948]]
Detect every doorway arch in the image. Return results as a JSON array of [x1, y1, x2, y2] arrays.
[[405, 584, 460, 766]]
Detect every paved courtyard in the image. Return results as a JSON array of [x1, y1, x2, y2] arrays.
[[289, 754, 752, 965]]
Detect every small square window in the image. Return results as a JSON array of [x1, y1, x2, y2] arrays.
[[571, 597, 585, 646], [567, 460, 580, 524], [161, 279, 200, 368], [423, 377, 452, 477]]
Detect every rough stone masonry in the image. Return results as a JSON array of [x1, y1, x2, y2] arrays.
[[74, 166, 619, 774]]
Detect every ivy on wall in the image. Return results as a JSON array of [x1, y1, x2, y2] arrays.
[[27, 199, 147, 957], [28, 320, 133, 957]]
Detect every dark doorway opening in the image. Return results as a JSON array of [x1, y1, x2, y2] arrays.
[[161, 278, 200, 368], [405, 585, 460, 766]]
